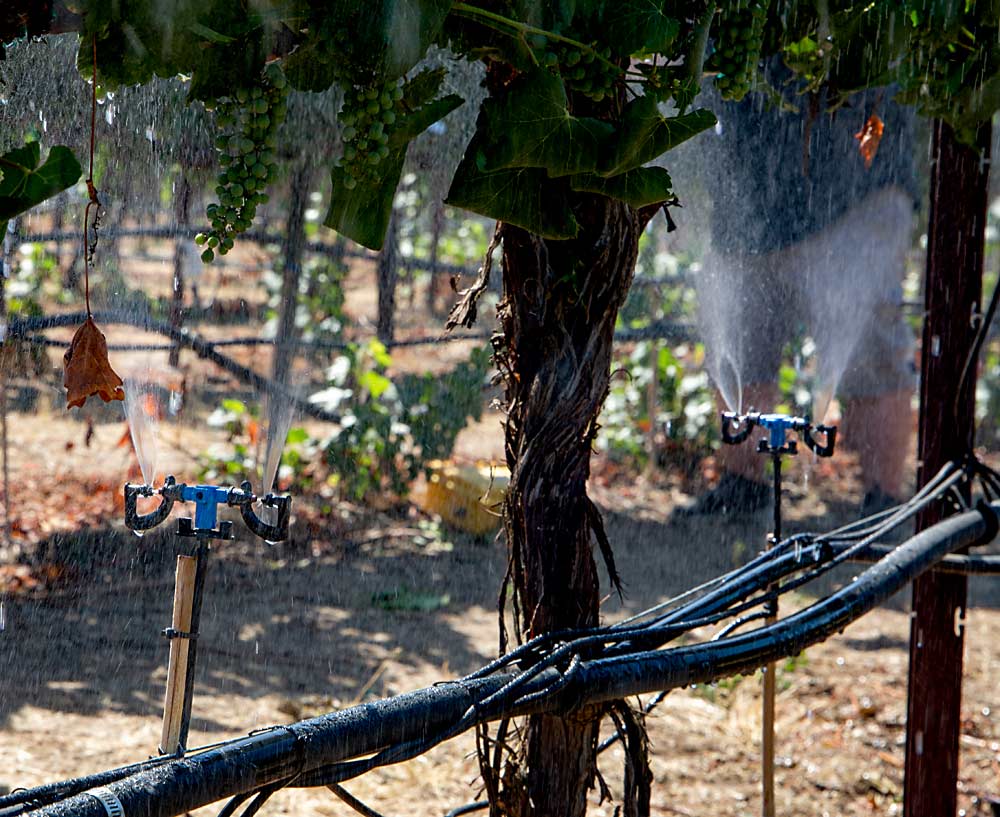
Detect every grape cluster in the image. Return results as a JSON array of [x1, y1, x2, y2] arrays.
[[337, 80, 405, 190], [709, 0, 769, 101], [533, 36, 619, 102], [196, 64, 288, 263]]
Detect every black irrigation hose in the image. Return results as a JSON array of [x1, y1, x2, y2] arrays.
[[443, 802, 488, 817], [282, 467, 977, 788], [835, 543, 1000, 575], [575, 505, 995, 705], [15, 498, 997, 817], [327, 784, 389, 817]]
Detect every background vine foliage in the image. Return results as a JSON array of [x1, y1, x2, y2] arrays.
[[4, 0, 1000, 815]]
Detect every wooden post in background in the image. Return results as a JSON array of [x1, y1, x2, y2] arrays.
[[168, 175, 192, 368], [903, 119, 991, 817], [377, 210, 399, 346]]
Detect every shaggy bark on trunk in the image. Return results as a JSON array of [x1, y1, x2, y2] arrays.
[[486, 197, 646, 817]]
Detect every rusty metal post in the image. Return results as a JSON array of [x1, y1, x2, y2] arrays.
[[903, 119, 991, 817]]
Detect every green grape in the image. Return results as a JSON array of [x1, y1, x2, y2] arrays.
[[708, 0, 770, 101], [553, 41, 622, 102], [335, 78, 411, 188], [199, 67, 288, 263]]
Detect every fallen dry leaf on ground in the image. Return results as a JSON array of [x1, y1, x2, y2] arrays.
[[63, 317, 124, 409]]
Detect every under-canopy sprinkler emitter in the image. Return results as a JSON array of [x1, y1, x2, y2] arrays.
[[720, 409, 836, 817], [123, 478, 292, 756], [124, 476, 291, 542], [721, 411, 837, 458]]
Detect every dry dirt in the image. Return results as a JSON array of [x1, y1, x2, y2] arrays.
[[0, 405, 998, 817], [0, 235, 998, 816]]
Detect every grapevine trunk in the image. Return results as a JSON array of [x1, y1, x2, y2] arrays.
[[494, 195, 641, 817]]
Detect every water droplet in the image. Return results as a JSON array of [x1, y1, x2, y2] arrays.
[[265, 539, 278, 547], [133, 529, 145, 538]]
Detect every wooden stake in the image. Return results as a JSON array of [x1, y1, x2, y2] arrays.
[[160, 554, 197, 755], [761, 658, 776, 817]]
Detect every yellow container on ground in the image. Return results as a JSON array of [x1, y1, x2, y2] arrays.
[[421, 459, 509, 535]]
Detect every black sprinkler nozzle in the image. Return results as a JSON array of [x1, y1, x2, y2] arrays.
[[803, 423, 837, 457], [721, 411, 753, 445], [236, 481, 292, 542], [124, 476, 178, 531]]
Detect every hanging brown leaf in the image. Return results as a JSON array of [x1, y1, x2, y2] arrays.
[[854, 114, 885, 170], [63, 317, 124, 409]]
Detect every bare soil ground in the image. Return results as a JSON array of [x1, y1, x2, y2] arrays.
[[0, 236, 998, 816]]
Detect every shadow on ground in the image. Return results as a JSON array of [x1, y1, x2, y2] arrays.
[[2, 480, 997, 736]]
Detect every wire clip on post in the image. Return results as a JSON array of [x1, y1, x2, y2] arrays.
[[721, 411, 837, 458], [124, 476, 292, 542]]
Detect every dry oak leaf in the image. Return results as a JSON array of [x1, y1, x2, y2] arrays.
[[854, 113, 885, 170], [63, 317, 124, 408]]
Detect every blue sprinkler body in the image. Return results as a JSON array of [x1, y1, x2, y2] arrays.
[[183, 485, 234, 533], [758, 413, 804, 452]]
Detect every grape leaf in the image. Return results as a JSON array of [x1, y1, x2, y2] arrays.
[[187, 33, 267, 101], [335, 0, 453, 81], [602, 0, 680, 55], [282, 39, 345, 92], [569, 166, 673, 208], [477, 69, 613, 177], [324, 150, 407, 250], [600, 97, 716, 176], [446, 145, 579, 239], [388, 94, 464, 146], [0, 142, 82, 221]]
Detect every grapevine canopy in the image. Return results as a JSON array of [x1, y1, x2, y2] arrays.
[[1, 0, 999, 250]]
